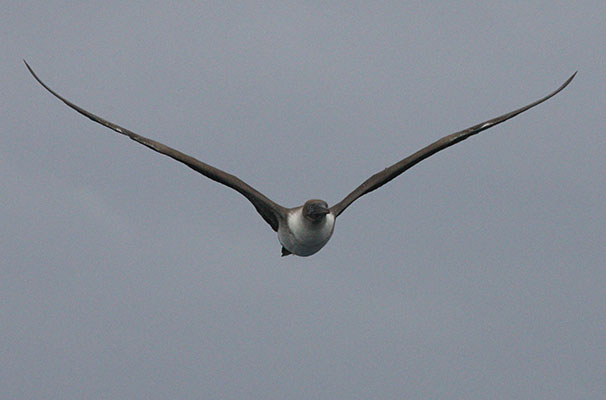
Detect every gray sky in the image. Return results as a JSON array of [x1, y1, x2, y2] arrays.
[[3, 2, 604, 399]]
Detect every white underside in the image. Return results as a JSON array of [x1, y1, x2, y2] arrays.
[[278, 210, 335, 256]]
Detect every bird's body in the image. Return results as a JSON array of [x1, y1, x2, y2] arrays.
[[25, 61, 575, 256], [278, 201, 336, 256]]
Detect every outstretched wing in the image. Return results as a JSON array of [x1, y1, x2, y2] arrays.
[[330, 72, 576, 217], [25, 60, 286, 231]]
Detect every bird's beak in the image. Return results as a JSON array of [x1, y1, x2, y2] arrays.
[[314, 206, 330, 215]]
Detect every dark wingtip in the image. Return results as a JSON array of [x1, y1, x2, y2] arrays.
[[23, 60, 75, 109], [23, 59, 34, 74], [561, 71, 577, 89], [23, 60, 49, 91], [543, 71, 577, 101], [24, 59, 34, 74]]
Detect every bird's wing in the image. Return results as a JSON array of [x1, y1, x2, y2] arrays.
[[330, 72, 576, 217], [25, 61, 286, 231]]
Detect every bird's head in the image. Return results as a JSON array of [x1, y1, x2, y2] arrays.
[[302, 199, 330, 222]]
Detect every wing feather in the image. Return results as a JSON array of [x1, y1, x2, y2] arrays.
[[25, 61, 286, 231], [330, 72, 576, 217]]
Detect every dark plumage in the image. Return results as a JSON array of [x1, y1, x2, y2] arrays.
[[25, 60, 575, 256]]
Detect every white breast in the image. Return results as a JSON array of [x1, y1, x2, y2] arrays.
[[278, 209, 335, 256]]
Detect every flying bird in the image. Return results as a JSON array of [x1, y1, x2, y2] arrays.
[[25, 61, 575, 256]]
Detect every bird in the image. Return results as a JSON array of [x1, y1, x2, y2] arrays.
[[24, 61, 576, 257]]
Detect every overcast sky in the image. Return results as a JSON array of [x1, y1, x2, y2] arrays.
[[3, 2, 605, 399]]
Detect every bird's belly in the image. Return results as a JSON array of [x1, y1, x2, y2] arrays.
[[278, 213, 335, 256], [278, 230, 330, 256]]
